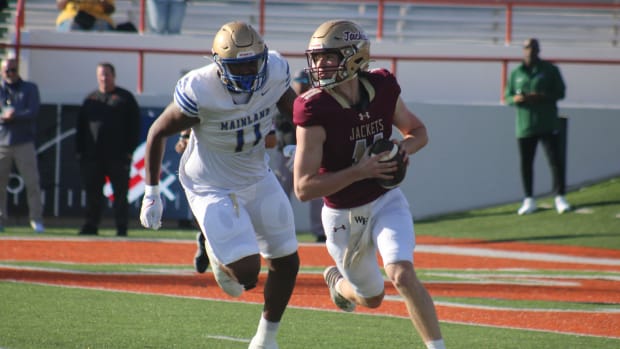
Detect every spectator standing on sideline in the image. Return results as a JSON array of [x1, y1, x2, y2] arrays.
[[76, 62, 140, 236], [505, 38, 570, 215], [293, 20, 445, 349], [139, 22, 299, 349], [147, 0, 187, 34], [56, 0, 115, 32], [0, 58, 45, 233], [273, 69, 326, 242]]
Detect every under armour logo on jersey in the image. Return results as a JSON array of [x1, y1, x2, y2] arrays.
[[353, 216, 368, 225], [333, 224, 346, 232], [358, 112, 371, 120]]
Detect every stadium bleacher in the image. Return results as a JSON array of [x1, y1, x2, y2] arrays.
[[1, 0, 619, 47]]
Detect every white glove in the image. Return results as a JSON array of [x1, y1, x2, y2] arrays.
[[283, 144, 296, 158], [283, 144, 296, 171], [140, 185, 163, 230]]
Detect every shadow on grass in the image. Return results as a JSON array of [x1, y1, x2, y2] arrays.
[[572, 199, 620, 209], [419, 197, 620, 225], [418, 208, 515, 223]]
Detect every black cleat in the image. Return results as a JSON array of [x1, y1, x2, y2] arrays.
[[194, 232, 210, 273], [78, 225, 98, 236]]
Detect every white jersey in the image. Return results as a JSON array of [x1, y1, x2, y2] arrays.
[[175, 51, 291, 192]]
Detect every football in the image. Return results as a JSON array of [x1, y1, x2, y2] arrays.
[[367, 138, 407, 189]]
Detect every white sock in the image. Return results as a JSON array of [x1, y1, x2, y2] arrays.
[[253, 316, 280, 344], [335, 278, 344, 295], [425, 339, 446, 349]]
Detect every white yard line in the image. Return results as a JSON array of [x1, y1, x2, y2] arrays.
[[416, 244, 620, 266], [3, 237, 620, 266], [205, 335, 250, 344]]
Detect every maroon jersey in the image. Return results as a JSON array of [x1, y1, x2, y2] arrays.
[[294, 68, 401, 209]]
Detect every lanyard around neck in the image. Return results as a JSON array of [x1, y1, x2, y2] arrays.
[[2, 82, 16, 106]]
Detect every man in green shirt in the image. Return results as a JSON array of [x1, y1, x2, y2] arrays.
[[505, 38, 570, 215]]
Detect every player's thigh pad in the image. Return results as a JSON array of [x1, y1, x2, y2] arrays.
[[238, 172, 297, 260], [373, 189, 415, 266], [186, 190, 259, 265], [322, 205, 385, 298]]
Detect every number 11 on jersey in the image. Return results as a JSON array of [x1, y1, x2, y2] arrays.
[[235, 123, 263, 152]]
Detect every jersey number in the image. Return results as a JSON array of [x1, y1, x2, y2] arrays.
[[235, 124, 263, 152], [351, 134, 384, 163]]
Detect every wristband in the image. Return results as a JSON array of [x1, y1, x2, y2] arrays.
[[144, 185, 160, 195]]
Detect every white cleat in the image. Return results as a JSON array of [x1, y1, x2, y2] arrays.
[[323, 266, 356, 312], [555, 195, 571, 214], [203, 238, 243, 297], [517, 197, 537, 215], [248, 336, 278, 349]]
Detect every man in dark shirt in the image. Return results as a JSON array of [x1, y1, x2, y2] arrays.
[[505, 38, 570, 215], [76, 62, 140, 236]]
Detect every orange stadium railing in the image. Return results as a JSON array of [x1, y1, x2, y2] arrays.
[[5, 0, 620, 102], [251, 0, 620, 46], [3, 42, 619, 104], [12, 0, 620, 41]]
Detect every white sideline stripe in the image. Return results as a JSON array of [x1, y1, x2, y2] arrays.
[[205, 335, 249, 344], [0, 236, 195, 244], [427, 271, 620, 279], [438, 319, 620, 340], [433, 300, 620, 313], [416, 244, 620, 266], [0, 264, 196, 276], [2, 237, 619, 266]]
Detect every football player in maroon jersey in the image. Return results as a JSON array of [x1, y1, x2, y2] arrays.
[[292, 20, 445, 349]]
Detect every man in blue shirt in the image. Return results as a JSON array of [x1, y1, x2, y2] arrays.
[[0, 58, 44, 233]]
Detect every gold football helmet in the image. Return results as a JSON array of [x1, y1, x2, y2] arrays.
[[212, 21, 268, 93], [305, 20, 370, 88]]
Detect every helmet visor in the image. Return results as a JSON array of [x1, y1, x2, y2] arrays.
[[216, 48, 268, 93]]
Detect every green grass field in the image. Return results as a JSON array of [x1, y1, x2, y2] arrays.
[[1, 176, 619, 348], [416, 176, 620, 250]]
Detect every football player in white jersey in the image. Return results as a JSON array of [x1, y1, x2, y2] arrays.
[[139, 21, 299, 349]]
